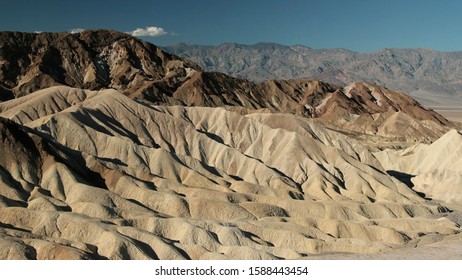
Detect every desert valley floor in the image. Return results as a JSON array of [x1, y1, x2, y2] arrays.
[[436, 108, 462, 123]]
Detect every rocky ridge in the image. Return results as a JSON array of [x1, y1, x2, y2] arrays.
[[0, 86, 460, 259], [0, 31, 456, 145], [165, 42, 462, 106]]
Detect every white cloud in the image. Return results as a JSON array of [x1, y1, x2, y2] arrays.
[[70, 28, 85, 34], [128, 26, 168, 37]]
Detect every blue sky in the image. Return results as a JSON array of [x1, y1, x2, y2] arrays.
[[1, 0, 461, 52]]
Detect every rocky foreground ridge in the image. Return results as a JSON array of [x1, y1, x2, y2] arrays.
[[0, 30, 461, 259]]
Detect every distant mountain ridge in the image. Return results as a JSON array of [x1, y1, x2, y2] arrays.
[[0, 30, 457, 144], [164, 42, 462, 106]]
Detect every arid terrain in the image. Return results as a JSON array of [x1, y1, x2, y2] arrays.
[[165, 43, 462, 108], [1, 30, 462, 260]]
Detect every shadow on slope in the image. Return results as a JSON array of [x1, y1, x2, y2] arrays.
[[386, 170, 429, 200]]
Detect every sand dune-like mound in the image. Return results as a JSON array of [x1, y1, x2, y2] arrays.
[[375, 129, 462, 203], [0, 86, 460, 259]]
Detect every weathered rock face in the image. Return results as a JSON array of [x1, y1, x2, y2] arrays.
[[0, 86, 459, 260], [0, 30, 199, 99]]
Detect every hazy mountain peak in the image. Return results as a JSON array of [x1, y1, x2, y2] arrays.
[[165, 42, 462, 106]]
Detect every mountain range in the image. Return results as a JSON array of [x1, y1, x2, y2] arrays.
[[165, 42, 462, 107], [1, 30, 462, 260]]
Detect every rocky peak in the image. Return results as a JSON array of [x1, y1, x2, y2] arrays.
[[0, 30, 200, 99]]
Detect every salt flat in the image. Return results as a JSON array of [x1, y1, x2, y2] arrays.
[[435, 108, 462, 123]]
